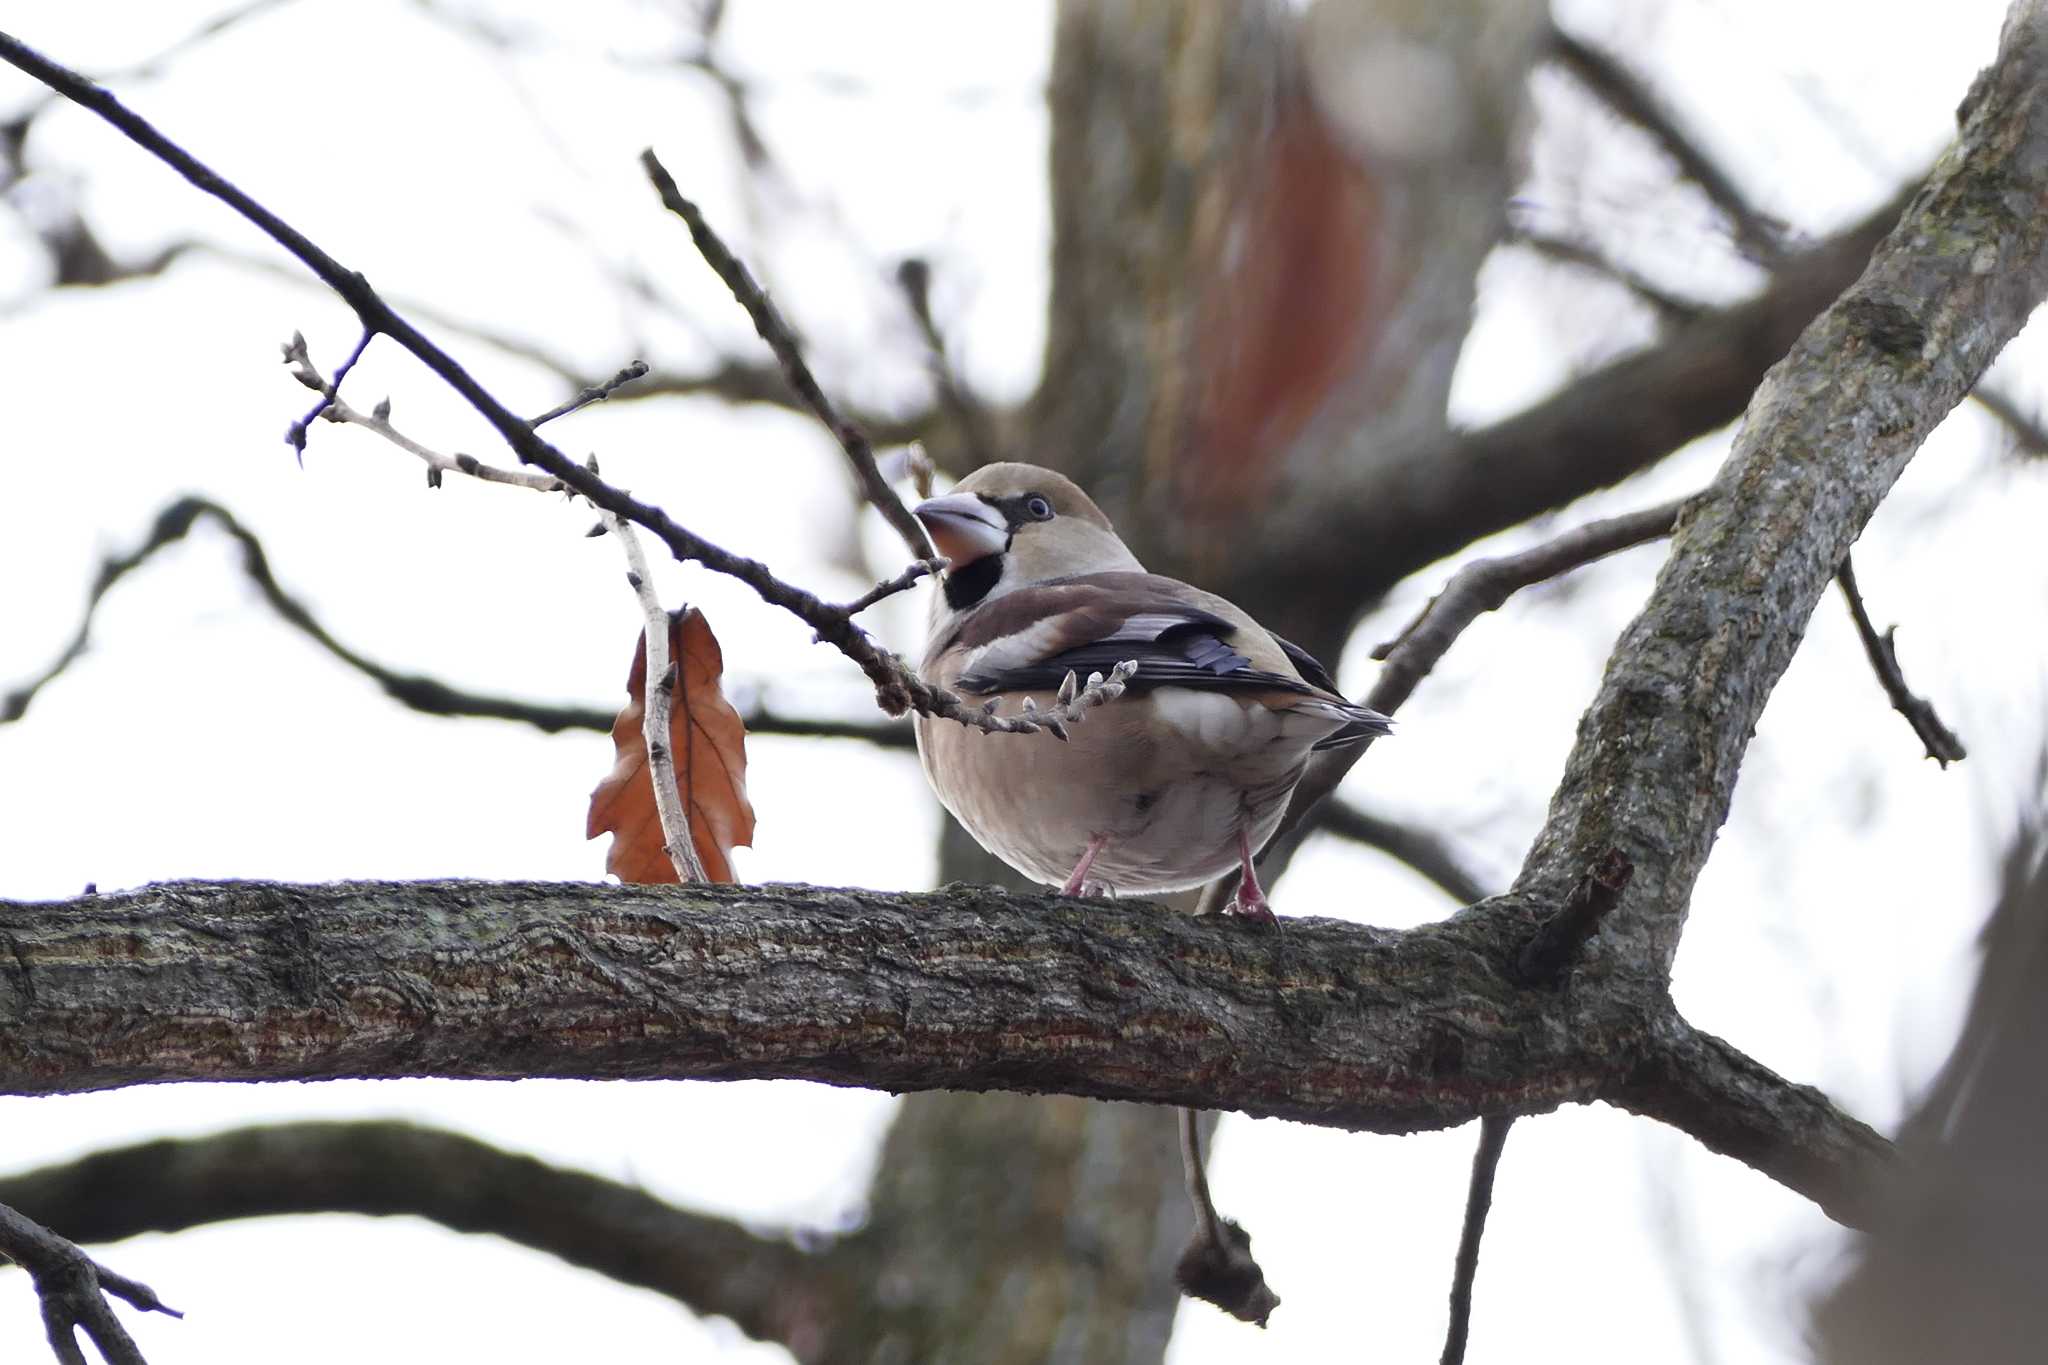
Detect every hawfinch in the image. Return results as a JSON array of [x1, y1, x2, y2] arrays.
[[912, 463, 1391, 920]]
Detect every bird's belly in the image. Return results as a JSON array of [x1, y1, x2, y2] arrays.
[[915, 691, 1304, 894]]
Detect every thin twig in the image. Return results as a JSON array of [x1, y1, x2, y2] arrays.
[[610, 514, 707, 882], [1551, 25, 2041, 462], [0, 1199, 180, 1365], [1369, 494, 1693, 710], [529, 360, 651, 428], [1505, 222, 1704, 325], [284, 324, 371, 461], [1440, 1115, 1515, 1365], [282, 334, 565, 491], [1836, 555, 1968, 767], [1172, 1108, 1280, 1327], [639, 148, 934, 562], [835, 557, 946, 617], [0, 497, 1014, 760], [896, 257, 1001, 467], [1178, 1107, 1223, 1250], [0, 32, 1048, 739], [1547, 24, 1788, 266], [1199, 492, 1689, 913], [1972, 383, 2048, 456]]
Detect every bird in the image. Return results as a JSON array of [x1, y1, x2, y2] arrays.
[[911, 462, 1391, 921]]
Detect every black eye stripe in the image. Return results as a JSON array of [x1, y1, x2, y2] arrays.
[[993, 492, 1055, 527]]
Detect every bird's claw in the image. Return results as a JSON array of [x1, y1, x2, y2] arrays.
[[1224, 888, 1278, 926]]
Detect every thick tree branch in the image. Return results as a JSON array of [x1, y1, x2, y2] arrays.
[[0, 1122, 831, 1359], [0, 878, 1885, 1225], [1615, 1016, 1901, 1224], [1517, 0, 2048, 972], [1248, 189, 1905, 610]]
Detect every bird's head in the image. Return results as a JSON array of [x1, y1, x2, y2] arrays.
[[913, 462, 1140, 612]]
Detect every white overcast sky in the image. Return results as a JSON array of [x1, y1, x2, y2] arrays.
[[2, 2, 2046, 1362]]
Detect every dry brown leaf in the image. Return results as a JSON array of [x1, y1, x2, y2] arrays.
[[586, 607, 755, 883]]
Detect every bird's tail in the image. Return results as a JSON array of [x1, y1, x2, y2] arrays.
[[1304, 699, 1394, 751]]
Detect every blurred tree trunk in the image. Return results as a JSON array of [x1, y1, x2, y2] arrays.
[[838, 1, 1545, 1359], [1808, 804, 2048, 1365]]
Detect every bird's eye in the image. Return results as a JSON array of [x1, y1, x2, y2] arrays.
[[1024, 495, 1054, 521]]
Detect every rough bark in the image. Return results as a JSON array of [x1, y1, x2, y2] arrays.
[[830, 823, 1193, 1365], [0, 876, 1887, 1225]]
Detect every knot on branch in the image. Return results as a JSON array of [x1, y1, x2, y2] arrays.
[[1517, 848, 1633, 986], [871, 674, 916, 717], [1175, 1216, 1280, 1328]]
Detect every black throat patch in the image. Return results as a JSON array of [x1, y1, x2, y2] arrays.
[[943, 553, 1004, 611]]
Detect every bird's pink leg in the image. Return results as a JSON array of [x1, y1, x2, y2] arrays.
[[1225, 828, 1277, 924], [1061, 834, 1110, 897]]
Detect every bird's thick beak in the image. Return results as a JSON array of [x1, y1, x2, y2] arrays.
[[913, 492, 1007, 568]]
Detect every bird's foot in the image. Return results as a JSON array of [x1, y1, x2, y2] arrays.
[[1222, 828, 1278, 925], [1061, 834, 1110, 897], [1223, 884, 1278, 925]]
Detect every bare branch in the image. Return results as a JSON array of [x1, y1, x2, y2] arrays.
[[0, 496, 945, 757], [1369, 495, 1692, 714], [1250, 188, 1906, 612], [1173, 1108, 1279, 1328], [1439, 1115, 1514, 1365], [0, 498, 609, 734], [0, 1123, 827, 1358], [1505, 223, 1704, 325], [281, 334, 566, 490], [1972, 381, 2048, 455], [833, 557, 945, 617], [742, 707, 912, 749], [209, 240, 948, 441], [1616, 1016, 1899, 1226], [639, 149, 934, 563], [1206, 491, 1688, 914], [529, 360, 651, 428], [1836, 556, 1969, 766], [1517, 0, 2048, 974], [0, 33, 1071, 740], [1310, 803, 1493, 907], [610, 516, 707, 882], [283, 324, 371, 461], [0, 877, 1890, 1225], [896, 257, 1002, 468], [1546, 23, 1788, 265], [0, 1200, 179, 1365]]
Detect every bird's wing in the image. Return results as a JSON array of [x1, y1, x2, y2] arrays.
[[952, 573, 1327, 700]]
